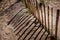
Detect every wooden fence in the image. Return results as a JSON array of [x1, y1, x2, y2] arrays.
[[22, 0, 60, 40]]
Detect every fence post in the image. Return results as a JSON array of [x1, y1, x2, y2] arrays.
[[51, 8, 53, 36], [36, 0, 40, 20], [55, 10, 60, 40], [48, 6, 50, 34]]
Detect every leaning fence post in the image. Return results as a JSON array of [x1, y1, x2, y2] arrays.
[[55, 10, 60, 40]]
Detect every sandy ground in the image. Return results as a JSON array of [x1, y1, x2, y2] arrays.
[[0, 0, 17, 13], [0, 15, 17, 40]]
